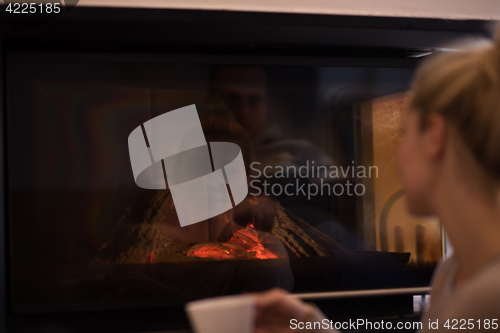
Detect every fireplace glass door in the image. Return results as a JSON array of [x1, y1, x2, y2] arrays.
[[7, 53, 442, 312]]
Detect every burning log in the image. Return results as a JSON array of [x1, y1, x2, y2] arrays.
[[89, 188, 351, 265], [185, 233, 278, 260], [88, 108, 350, 265], [218, 196, 351, 258]]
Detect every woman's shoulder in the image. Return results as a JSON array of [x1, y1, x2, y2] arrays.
[[452, 254, 500, 310], [429, 254, 500, 321]]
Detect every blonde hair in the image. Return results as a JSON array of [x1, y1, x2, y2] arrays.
[[410, 26, 500, 181]]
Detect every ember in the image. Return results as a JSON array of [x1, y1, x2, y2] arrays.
[[186, 244, 234, 259], [187, 223, 278, 260], [228, 223, 278, 259]]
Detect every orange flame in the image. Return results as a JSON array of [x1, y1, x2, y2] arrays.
[[186, 223, 278, 260], [228, 223, 277, 259]]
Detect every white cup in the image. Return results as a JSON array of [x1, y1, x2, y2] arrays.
[[186, 294, 255, 333]]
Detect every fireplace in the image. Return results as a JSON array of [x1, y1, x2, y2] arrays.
[[5, 53, 435, 307]]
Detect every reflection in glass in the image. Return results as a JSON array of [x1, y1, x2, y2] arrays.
[[7, 59, 441, 311]]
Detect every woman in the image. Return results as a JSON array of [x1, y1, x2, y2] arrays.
[[254, 27, 500, 332]]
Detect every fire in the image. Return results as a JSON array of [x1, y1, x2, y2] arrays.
[[186, 223, 278, 260], [228, 223, 278, 259], [185, 245, 234, 259]]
